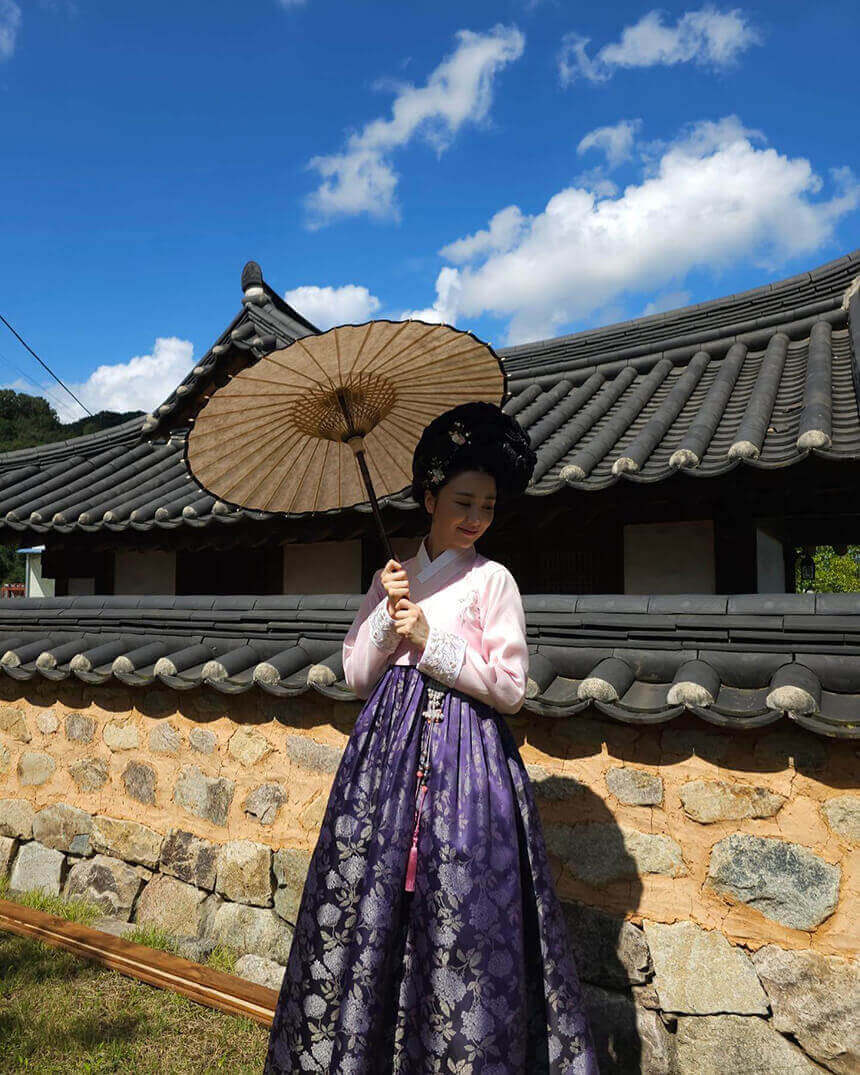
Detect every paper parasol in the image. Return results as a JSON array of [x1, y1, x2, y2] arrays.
[[184, 319, 506, 561]]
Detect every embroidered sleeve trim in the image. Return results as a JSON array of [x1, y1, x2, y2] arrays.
[[368, 599, 400, 654], [417, 624, 467, 687]]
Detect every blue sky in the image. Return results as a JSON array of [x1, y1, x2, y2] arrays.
[[0, 0, 857, 421]]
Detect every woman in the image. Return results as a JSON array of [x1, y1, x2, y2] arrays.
[[264, 402, 597, 1074]]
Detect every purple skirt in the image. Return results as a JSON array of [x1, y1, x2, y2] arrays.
[[264, 664, 598, 1074]]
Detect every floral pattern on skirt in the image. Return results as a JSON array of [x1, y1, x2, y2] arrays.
[[264, 664, 598, 1074]]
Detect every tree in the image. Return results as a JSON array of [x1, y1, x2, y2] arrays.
[[0, 390, 145, 585], [794, 545, 860, 593]]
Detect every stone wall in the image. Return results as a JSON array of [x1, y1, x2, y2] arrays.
[[0, 677, 856, 1073]]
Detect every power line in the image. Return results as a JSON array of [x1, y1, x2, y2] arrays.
[[0, 312, 92, 417], [0, 349, 73, 418]]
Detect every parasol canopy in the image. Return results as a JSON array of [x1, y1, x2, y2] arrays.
[[185, 319, 506, 559]]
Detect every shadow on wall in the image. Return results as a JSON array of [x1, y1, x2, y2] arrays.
[[540, 779, 648, 1074]]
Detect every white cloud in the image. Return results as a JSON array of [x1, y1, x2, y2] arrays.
[[559, 7, 761, 85], [577, 119, 642, 169], [414, 115, 859, 343], [306, 24, 524, 224], [35, 338, 194, 422], [439, 206, 527, 265], [401, 267, 462, 325], [641, 290, 693, 316], [0, 0, 21, 61], [283, 284, 381, 329]]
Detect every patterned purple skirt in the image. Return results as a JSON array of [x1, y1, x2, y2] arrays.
[[264, 664, 598, 1074]]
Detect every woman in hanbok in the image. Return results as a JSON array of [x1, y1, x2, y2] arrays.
[[264, 402, 597, 1074]]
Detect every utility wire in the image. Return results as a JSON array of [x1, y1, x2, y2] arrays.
[[0, 357, 71, 418], [0, 339, 73, 416], [0, 312, 92, 417]]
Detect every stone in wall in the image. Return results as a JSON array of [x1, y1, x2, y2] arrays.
[[273, 849, 312, 924], [149, 721, 183, 755], [65, 854, 150, 920], [299, 794, 327, 833], [707, 833, 841, 930], [215, 840, 274, 907], [0, 798, 35, 838], [36, 710, 59, 735], [91, 817, 163, 869], [544, 822, 685, 886], [32, 804, 93, 856], [70, 757, 109, 792], [228, 727, 272, 767], [753, 944, 859, 1075], [135, 874, 221, 938], [679, 779, 785, 823], [243, 784, 288, 826], [820, 796, 860, 844], [234, 954, 286, 992], [17, 751, 55, 786], [605, 768, 663, 806], [0, 743, 10, 773], [0, 834, 18, 875], [283, 733, 342, 774], [525, 764, 585, 802], [581, 983, 673, 1075], [122, 761, 157, 805], [643, 921, 768, 1015], [189, 727, 216, 755], [173, 766, 235, 826], [103, 719, 139, 752], [65, 713, 95, 743], [674, 1013, 826, 1074], [160, 828, 219, 890], [207, 901, 294, 965], [560, 899, 651, 990], [0, 707, 31, 742], [9, 841, 65, 895]]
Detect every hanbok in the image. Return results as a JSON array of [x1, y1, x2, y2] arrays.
[[264, 539, 598, 1074]]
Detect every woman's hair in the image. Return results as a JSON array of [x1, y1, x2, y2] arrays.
[[411, 402, 536, 506]]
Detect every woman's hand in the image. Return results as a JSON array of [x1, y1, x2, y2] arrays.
[[393, 598, 429, 649], [381, 559, 409, 617]]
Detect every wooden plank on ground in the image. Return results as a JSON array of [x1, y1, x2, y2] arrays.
[[0, 898, 278, 1027]]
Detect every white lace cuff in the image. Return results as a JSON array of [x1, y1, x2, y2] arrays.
[[367, 598, 400, 654], [417, 624, 467, 688]]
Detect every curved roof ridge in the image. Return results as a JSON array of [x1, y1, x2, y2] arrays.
[[500, 248, 860, 371], [0, 414, 145, 467]]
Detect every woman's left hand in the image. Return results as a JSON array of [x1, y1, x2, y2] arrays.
[[393, 598, 430, 649]]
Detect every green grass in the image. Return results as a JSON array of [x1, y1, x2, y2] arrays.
[[0, 932, 269, 1074], [123, 924, 180, 954], [0, 881, 241, 974], [205, 944, 239, 975], [0, 876, 102, 926]]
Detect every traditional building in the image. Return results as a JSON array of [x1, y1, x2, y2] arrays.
[[1, 250, 858, 598], [0, 252, 857, 1074]]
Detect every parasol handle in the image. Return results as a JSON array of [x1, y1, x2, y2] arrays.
[[349, 440, 395, 565], [334, 389, 395, 566]]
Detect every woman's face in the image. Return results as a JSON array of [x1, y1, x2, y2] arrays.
[[424, 469, 496, 550]]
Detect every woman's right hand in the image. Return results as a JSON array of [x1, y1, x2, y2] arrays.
[[381, 559, 409, 617]]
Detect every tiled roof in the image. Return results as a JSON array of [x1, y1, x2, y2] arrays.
[[0, 251, 858, 535], [0, 593, 856, 738], [140, 261, 319, 439], [498, 248, 860, 492]]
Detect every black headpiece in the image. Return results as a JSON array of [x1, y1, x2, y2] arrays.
[[410, 401, 536, 505]]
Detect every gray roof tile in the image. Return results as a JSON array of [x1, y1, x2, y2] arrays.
[[0, 593, 855, 737], [0, 250, 857, 533]]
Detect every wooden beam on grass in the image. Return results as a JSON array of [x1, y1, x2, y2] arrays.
[[0, 899, 278, 1027]]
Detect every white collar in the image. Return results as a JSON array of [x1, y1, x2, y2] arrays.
[[415, 537, 476, 584]]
